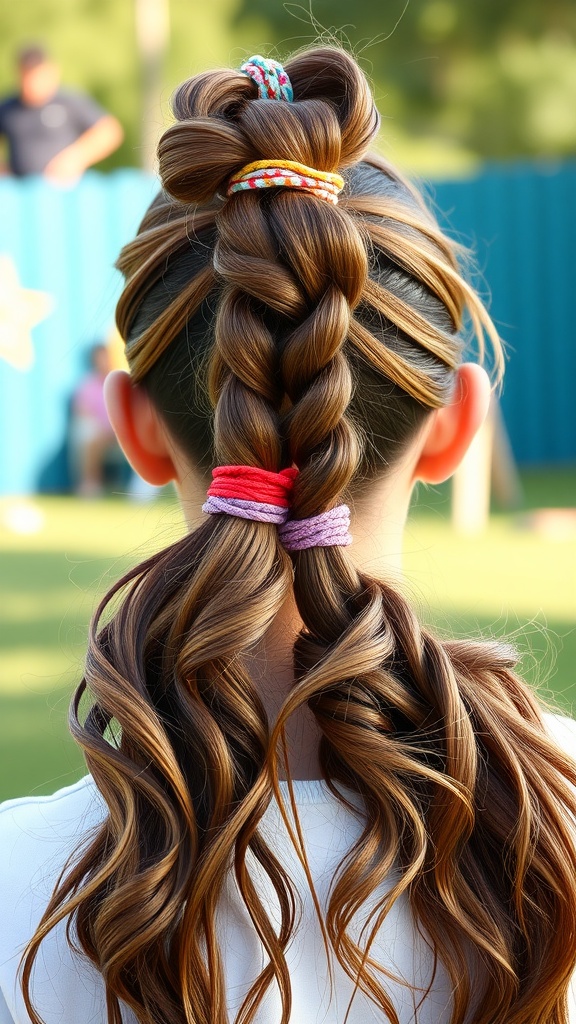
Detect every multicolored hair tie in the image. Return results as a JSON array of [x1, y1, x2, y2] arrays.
[[279, 505, 352, 551], [227, 159, 345, 205], [203, 465, 297, 524], [203, 466, 352, 550], [240, 55, 293, 102]]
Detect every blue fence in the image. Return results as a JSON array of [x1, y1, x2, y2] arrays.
[[433, 163, 576, 466], [0, 163, 575, 495], [0, 172, 157, 495]]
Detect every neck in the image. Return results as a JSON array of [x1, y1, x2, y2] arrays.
[[243, 494, 409, 781], [175, 461, 413, 781]]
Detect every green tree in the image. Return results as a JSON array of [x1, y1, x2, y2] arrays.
[[0, 0, 254, 172], [1, 0, 575, 175], [233, 0, 576, 171]]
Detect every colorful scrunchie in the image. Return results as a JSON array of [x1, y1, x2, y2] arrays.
[[227, 159, 345, 205], [240, 55, 293, 102]]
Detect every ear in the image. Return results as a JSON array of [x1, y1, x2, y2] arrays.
[[413, 363, 492, 485], [103, 370, 177, 486]]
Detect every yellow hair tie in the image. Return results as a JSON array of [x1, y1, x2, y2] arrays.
[[227, 159, 345, 205]]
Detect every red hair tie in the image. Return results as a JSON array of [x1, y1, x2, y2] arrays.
[[203, 465, 298, 524], [207, 465, 297, 506]]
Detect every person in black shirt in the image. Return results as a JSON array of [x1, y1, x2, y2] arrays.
[[0, 45, 123, 183]]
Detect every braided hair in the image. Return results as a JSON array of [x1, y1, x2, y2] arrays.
[[22, 46, 576, 1024]]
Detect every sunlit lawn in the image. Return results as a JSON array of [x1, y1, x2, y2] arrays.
[[0, 468, 574, 801]]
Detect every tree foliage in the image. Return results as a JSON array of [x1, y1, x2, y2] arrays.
[[233, 0, 576, 168], [1, 0, 575, 175]]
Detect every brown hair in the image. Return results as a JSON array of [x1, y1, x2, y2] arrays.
[[22, 45, 576, 1024]]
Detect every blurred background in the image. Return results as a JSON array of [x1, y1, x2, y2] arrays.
[[0, 0, 574, 799]]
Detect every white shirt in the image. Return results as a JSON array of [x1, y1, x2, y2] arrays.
[[1, 713, 575, 1023]]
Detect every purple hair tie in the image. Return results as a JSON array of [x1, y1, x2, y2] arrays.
[[202, 495, 289, 524], [278, 504, 352, 551]]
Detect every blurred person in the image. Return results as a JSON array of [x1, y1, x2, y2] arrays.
[[0, 48, 575, 1024], [70, 342, 117, 497], [0, 45, 123, 183]]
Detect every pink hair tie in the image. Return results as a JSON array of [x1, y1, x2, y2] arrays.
[[279, 505, 352, 551]]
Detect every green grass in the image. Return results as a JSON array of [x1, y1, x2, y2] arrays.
[[0, 469, 574, 801]]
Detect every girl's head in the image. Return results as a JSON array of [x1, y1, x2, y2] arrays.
[[22, 46, 576, 1024], [108, 48, 497, 526]]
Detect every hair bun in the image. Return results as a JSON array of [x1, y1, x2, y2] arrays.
[[284, 47, 380, 164], [157, 46, 379, 206]]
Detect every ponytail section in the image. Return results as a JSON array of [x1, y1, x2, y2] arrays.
[[21, 45, 576, 1024]]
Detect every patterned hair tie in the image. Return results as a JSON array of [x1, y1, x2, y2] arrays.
[[227, 159, 345, 205], [240, 55, 293, 102], [279, 505, 352, 551]]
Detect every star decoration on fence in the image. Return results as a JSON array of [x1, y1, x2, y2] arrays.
[[0, 255, 54, 371]]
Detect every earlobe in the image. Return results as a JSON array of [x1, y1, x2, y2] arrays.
[[413, 363, 492, 485], [103, 370, 177, 486]]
